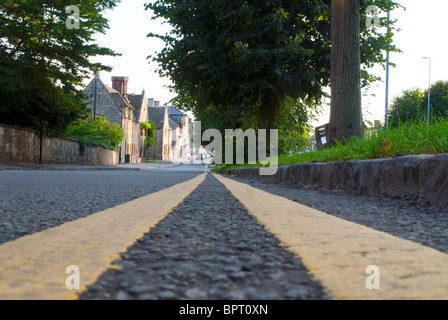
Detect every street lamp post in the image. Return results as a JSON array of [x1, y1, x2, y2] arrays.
[[423, 57, 431, 123], [385, 10, 391, 129]]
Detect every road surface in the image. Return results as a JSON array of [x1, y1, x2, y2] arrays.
[[1, 162, 448, 300]]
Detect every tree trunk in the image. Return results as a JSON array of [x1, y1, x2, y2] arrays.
[[259, 94, 279, 147], [328, 0, 363, 145]]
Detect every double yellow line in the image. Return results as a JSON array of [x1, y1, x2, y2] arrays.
[[214, 174, 448, 300], [1, 172, 448, 300]]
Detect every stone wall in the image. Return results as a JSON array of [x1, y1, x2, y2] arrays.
[[0, 124, 118, 165], [217, 154, 448, 206]]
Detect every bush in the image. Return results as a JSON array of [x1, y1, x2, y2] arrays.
[[64, 116, 124, 149], [140, 121, 157, 148]]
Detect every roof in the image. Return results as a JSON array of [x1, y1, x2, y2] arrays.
[[168, 106, 186, 116], [105, 85, 119, 94], [168, 107, 188, 127], [102, 84, 135, 112], [110, 92, 134, 111], [127, 94, 144, 117], [168, 118, 179, 130], [148, 107, 166, 129]]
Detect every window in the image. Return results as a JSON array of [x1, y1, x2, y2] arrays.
[[98, 94, 101, 99]]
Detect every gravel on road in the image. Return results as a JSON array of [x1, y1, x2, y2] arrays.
[[226, 175, 448, 255], [79, 174, 328, 300], [0, 170, 201, 245]]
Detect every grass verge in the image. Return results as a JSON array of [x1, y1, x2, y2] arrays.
[[212, 118, 448, 171]]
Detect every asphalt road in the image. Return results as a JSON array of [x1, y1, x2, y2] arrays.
[[1, 162, 448, 301], [0, 163, 205, 245]]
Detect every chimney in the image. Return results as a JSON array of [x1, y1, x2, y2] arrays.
[[111, 76, 129, 96], [154, 101, 160, 108], [147, 98, 154, 108]]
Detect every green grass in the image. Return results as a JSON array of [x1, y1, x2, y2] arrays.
[[212, 118, 448, 171]]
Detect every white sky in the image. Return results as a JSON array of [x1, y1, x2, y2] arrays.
[[87, 0, 448, 127]]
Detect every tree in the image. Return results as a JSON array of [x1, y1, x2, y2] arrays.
[[276, 97, 314, 155], [147, 0, 402, 139], [388, 82, 448, 127], [388, 88, 424, 127], [148, 0, 329, 136], [422, 80, 448, 120], [65, 116, 125, 150], [328, 0, 363, 145], [0, 0, 121, 137], [140, 121, 157, 148]]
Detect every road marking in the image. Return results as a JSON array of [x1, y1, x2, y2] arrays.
[[0, 173, 206, 300], [213, 173, 448, 299]]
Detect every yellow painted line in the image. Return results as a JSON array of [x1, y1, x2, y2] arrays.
[[0, 173, 206, 300], [213, 173, 448, 300]]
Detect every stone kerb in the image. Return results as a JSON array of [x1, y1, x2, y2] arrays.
[[218, 154, 448, 206]]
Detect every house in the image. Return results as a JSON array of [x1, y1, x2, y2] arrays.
[[83, 74, 148, 163], [309, 135, 317, 151], [127, 91, 153, 160], [83, 72, 193, 162], [167, 106, 191, 158], [168, 118, 180, 160], [145, 105, 192, 161], [147, 106, 171, 161]]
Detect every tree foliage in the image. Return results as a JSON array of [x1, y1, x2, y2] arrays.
[[388, 88, 424, 127], [146, 0, 402, 136], [422, 80, 448, 120], [276, 96, 313, 154], [140, 121, 157, 148], [0, 0, 121, 136], [65, 116, 124, 149], [389, 81, 448, 127]]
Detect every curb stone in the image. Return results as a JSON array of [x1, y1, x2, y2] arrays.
[[215, 154, 448, 207]]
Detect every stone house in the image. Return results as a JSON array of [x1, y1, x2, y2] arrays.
[[84, 73, 192, 162], [167, 106, 191, 159], [145, 105, 192, 161], [147, 106, 171, 161], [168, 118, 180, 160], [83, 74, 148, 163], [127, 91, 151, 160]]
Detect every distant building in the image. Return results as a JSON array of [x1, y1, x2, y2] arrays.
[[147, 106, 171, 161], [167, 106, 191, 159], [309, 135, 317, 151], [83, 74, 146, 164], [146, 105, 192, 161], [83, 73, 192, 162]]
